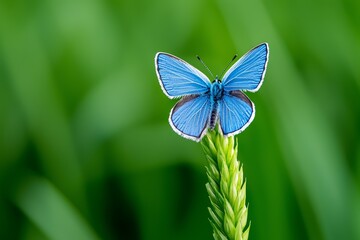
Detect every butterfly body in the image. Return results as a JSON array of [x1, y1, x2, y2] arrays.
[[209, 79, 223, 129], [155, 43, 269, 142]]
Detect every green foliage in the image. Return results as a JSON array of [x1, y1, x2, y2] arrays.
[[0, 0, 359, 239], [15, 175, 100, 240], [202, 129, 250, 240]]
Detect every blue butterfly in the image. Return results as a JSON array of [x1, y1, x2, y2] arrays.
[[155, 43, 269, 142]]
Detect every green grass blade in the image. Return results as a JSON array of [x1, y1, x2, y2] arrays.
[[14, 175, 100, 240]]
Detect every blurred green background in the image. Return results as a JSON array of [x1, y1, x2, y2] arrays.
[[0, 0, 359, 239]]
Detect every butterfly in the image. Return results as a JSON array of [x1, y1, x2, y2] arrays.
[[155, 43, 269, 142]]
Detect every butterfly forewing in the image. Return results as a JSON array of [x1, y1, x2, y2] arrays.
[[218, 91, 254, 136], [155, 53, 211, 98], [222, 43, 269, 92], [170, 94, 211, 141]]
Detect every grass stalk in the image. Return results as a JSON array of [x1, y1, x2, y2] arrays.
[[201, 128, 250, 240]]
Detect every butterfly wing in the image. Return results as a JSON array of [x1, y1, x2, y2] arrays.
[[218, 91, 255, 136], [222, 43, 269, 92], [155, 52, 211, 98], [170, 94, 211, 141]]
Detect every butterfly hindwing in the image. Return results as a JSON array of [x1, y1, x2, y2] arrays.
[[155, 52, 211, 98], [222, 43, 269, 92], [170, 94, 211, 141], [218, 90, 255, 136]]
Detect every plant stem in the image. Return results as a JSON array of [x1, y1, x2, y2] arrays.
[[201, 128, 250, 240]]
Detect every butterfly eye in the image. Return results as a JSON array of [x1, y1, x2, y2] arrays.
[[212, 76, 221, 83]]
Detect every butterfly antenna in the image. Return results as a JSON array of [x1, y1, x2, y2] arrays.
[[196, 55, 214, 78], [219, 54, 238, 79]]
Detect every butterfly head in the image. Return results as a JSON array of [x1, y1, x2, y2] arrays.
[[213, 75, 222, 83], [211, 77, 224, 101]]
